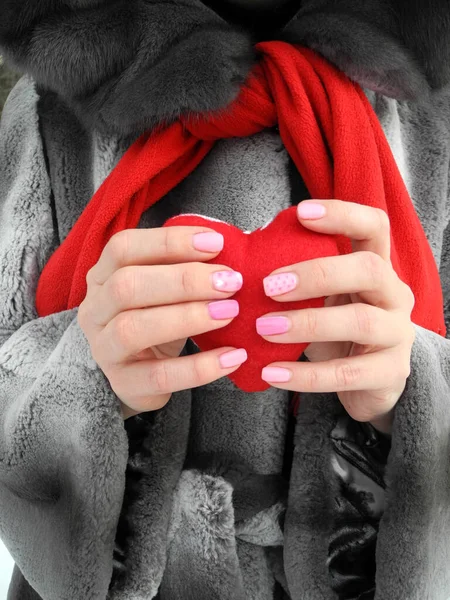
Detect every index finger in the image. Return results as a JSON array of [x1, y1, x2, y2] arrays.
[[297, 200, 391, 263], [88, 226, 224, 287]]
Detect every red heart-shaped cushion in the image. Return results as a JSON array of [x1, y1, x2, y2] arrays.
[[164, 206, 340, 392]]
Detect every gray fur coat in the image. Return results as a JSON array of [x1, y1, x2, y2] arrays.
[[1, 1, 450, 599]]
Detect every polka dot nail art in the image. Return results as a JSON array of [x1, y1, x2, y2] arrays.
[[263, 272, 297, 297], [212, 270, 243, 293]]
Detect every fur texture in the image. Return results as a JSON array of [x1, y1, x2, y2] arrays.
[[284, 0, 450, 99], [0, 0, 255, 135], [2, 75, 450, 598], [1, 0, 450, 136], [2, 2, 450, 599]]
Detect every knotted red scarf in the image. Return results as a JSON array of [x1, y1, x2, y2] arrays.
[[35, 42, 445, 343]]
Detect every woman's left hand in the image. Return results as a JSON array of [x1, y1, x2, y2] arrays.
[[257, 200, 416, 434]]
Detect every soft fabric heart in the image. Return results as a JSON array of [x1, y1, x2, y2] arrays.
[[165, 208, 339, 391]]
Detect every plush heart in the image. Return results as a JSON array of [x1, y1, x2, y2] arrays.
[[164, 206, 340, 392]]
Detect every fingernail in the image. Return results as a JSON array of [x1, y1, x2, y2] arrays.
[[193, 232, 224, 253], [256, 316, 290, 336], [263, 273, 297, 297], [219, 348, 248, 369], [297, 202, 326, 220], [261, 367, 292, 383], [208, 299, 239, 320], [212, 270, 243, 292]]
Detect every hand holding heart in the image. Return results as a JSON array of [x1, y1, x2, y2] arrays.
[[79, 199, 415, 431], [260, 200, 416, 434]]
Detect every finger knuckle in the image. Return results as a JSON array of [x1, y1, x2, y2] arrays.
[[400, 356, 412, 380], [305, 367, 320, 390], [353, 304, 375, 336], [106, 230, 131, 266], [362, 251, 385, 288], [311, 261, 329, 295], [180, 266, 198, 297], [112, 312, 136, 352], [304, 310, 318, 337], [335, 362, 360, 388], [89, 336, 106, 368], [108, 268, 135, 308], [403, 284, 416, 313], [148, 362, 172, 394], [86, 266, 98, 288], [398, 319, 415, 347], [77, 300, 89, 331], [341, 201, 354, 221], [106, 368, 125, 397], [394, 317, 415, 348], [190, 357, 207, 387], [375, 208, 390, 235], [160, 228, 180, 258], [334, 199, 354, 224]]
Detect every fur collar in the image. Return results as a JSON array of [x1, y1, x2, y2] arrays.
[[1, 0, 450, 136], [283, 0, 450, 100]]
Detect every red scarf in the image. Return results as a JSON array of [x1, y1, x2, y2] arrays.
[[35, 42, 445, 337]]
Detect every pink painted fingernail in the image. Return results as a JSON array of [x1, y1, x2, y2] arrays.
[[263, 273, 297, 297], [208, 299, 239, 320], [256, 316, 290, 336], [261, 367, 292, 383], [193, 232, 224, 253], [219, 348, 248, 369], [212, 270, 243, 292], [297, 202, 326, 219]]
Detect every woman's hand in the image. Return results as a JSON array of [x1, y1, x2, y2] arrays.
[[257, 200, 416, 434], [78, 226, 247, 419]]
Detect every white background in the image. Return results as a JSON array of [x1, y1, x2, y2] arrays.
[[0, 539, 13, 599]]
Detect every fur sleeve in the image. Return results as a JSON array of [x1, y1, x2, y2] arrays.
[[0, 77, 129, 600]]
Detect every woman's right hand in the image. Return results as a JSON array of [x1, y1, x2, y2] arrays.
[[77, 226, 246, 419]]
